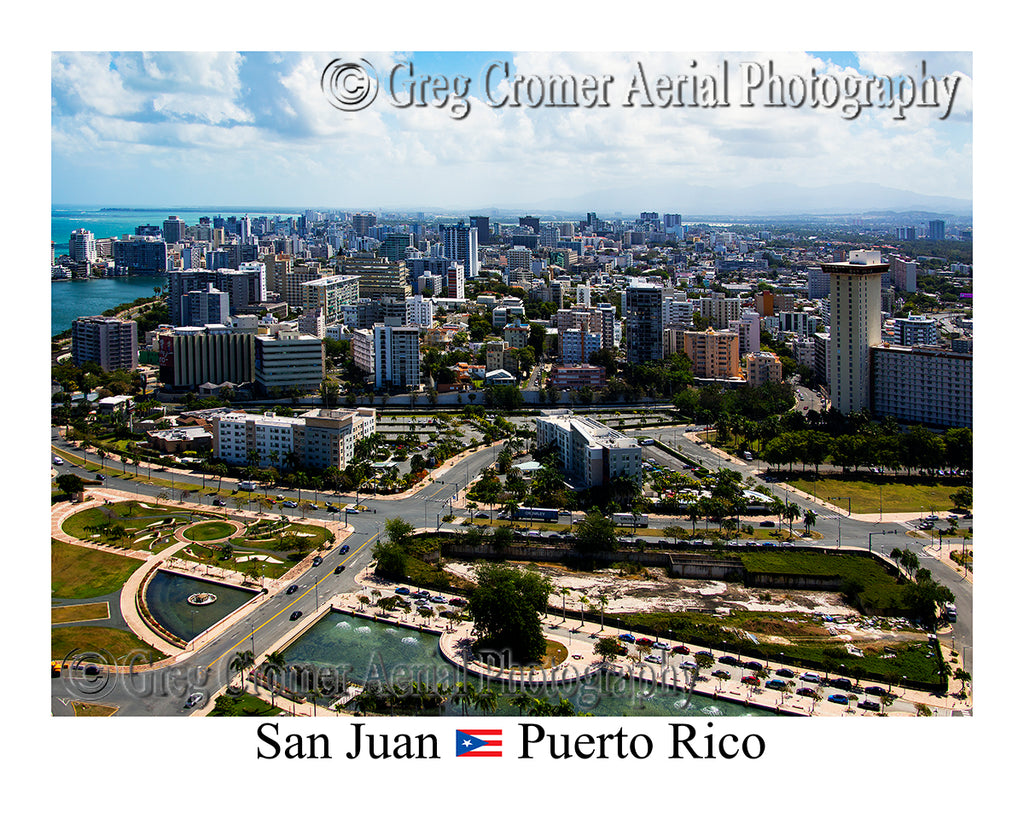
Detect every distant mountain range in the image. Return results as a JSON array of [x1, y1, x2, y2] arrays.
[[513, 181, 972, 220]]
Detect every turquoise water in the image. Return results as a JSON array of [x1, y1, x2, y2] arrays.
[[283, 611, 775, 717], [145, 571, 259, 642], [51, 207, 301, 334]]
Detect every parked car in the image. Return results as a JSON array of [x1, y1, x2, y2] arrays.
[[831, 678, 853, 691], [796, 687, 817, 698], [719, 655, 739, 666], [635, 637, 653, 647], [412, 590, 431, 599], [800, 672, 823, 684], [619, 634, 636, 643], [712, 669, 731, 680], [430, 595, 447, 604], [743, 660, 764, 671], [646, 655, 663, 664], [694, 650, 714, 661], [765, 679, 787, 691], [775, 668, 795, 678], [326, 504, 340, 513], [858, 699, 881, 712], [864, 686, 888, 697], [448, 598, 466, 607], [652, 641, 669, 650], [827, 693, 849, 705], [741, 675, 760, 686], [282, 500, 298, 508], [671, 645, 690, 655], [289, 611, 303, 621], [213, 498, 226, 506], [395, 587, 411, 595]]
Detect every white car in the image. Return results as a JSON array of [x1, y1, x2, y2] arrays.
[[53, 456, 64, 465]]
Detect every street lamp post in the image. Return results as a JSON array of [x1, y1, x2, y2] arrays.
[[828, 497, 851, 548]]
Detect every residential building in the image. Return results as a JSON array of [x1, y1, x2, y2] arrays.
[[745, 350, 783, 387], [441, 222, 479, 277], [825, 249, 887, 415], [301, 274, 360, 325], [351, 328, 375, 376], [560, 327, 602, 366], [373, 324, 421, 390], [549, 365, 607, 391], [682, 328, 741, 379], [68, 229, 97, 263], [895, 314, 938, 347], [72, 316, 138, 372], [871, 344, 972, 428], [445, 262, 465, 299], [624, 282, 664, 363], [890, 257, 918, 293], [180, 284, 230, 327], [214, 407, 376, 470], [503, 318, 531, 349], [535, 410, 642, 489], [344, 255, 412, 299], [113, 237, 168, 276]]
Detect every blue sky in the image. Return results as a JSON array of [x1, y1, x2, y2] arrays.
[[51, 50, 972, 212]]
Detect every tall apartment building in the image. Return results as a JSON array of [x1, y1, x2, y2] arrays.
[[825, 249, 887, 415], [445, 263, 465, 299], [68, 229, 97, 263], [729, 310, 761, 355], [745, 350, 783, 387], [162, 216, 186, 244], [373, 324, 421, 390], [301, 275, 360, 325], [890, 256, 918, 293], [560, 327, 602, 366], [254, 331, 325, 396], [506, 246, 533, 273], [535, 410, 642, 489], [682, 328, 741, 379], [806, 266, 829, 300], [351, 328, 375, 376], [441, 222, 479, 277], [72, 316, 138, 372], [158, 325, 255, 388], [406, 295, 435, 328], [180, 284, 230, 327], [352, 213, 377, 236], [214, 407, 376, 470], [871, 344, 972, 428], [695, 292, 741, 329], [277, 262, 326, 307], [469, 216, 491, 244], [927, 220, 946, 241], [624, 282, 664, 363]]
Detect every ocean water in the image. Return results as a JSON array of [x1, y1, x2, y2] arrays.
[[50, 206, 300, 335]]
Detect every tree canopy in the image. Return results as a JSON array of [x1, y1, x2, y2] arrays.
[[467, 563, 552, 662]]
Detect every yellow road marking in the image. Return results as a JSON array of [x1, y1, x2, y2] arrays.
[[205, 533, 377, 670]]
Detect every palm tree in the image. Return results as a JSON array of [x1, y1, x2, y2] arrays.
[[803, 509, 817, 534], [475, 686, 500, 716], [263, 651, 286, 707], [230, 650, 255, 693], [452, 681, 478, 716], [597, 592, 608, 632], [785, 502, 800, 535], [508, 691, 535, 717], [953, 667, 972, 697]]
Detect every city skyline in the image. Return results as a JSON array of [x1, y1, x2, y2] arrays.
[[51, 51, 972, 214]]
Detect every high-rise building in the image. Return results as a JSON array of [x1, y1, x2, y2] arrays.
[[381, 233, 414, 262], [68, 229, 97, 263], [158, 325, 255, 388], [301, 275, 360, 325], [470, 216, 491, 244], [441, 222, 479, 278], [352, 213, 377, 236], [72, 316, 138, 372], [927, 220, 946, 241], [871, 344, 971, 428], [894, 314, 938, 347], [373, 324, 421, 390], [825, 249, 888, 415], [807, 266, 829, 301], [162, 216, 186, 244], [624, 282, 664, 363], [519, 216, 540, 234], [113, 237, 168, 276], [682, 328, 741, 379], [445, 262, 465, 299], [343, 256, 412, 299], [180, 284, 230, 327], [890, 256, 918, 293]]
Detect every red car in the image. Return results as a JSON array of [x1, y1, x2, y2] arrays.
[[635, 637, 654, 647], [741, 675, 760, 686], [671, 645, 690, 655]]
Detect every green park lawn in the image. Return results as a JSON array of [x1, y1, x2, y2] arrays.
[[51, 626, 167, 663], [785, 474, 966, 514], [51, 539, 144, 598], [182, 520, 235, 541], [52, 602, 110, 624]]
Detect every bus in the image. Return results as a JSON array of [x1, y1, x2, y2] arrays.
[[512, 507, 559, 522], [612, 512, 648, 527]]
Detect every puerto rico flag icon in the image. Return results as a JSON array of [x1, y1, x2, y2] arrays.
[[455, 729, 503, 757]]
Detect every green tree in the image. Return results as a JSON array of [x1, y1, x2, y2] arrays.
[[574, 511, 618, 554], [230, 650, 255, 693], [55, 473, 85, 498], [467, 563, 552, 662], [594, 636, 621, 664], [950, 487, 972, 513], [384, 517, 414, 547]]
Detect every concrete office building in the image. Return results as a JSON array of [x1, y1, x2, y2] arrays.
[[113, 237, 168, 276], [162, 216, 186, 244], [535, 410, 642, 489], [344, 255, 412, 299], [807, 266, 829, 301], [825, 249, 887, 415], [373, 324, 421, 390], [871, 344, 972, 428], [72, 316, 138, 372], [180, 284, 230, 328], [624, 282, 664, 363], [158, 325, 255, 388], [254, 331, 325, 396]]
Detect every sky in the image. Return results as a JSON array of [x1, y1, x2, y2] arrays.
[[51, 49, 973, 214]]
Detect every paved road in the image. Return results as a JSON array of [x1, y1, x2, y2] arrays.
[[50, 425, 972, 715]]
